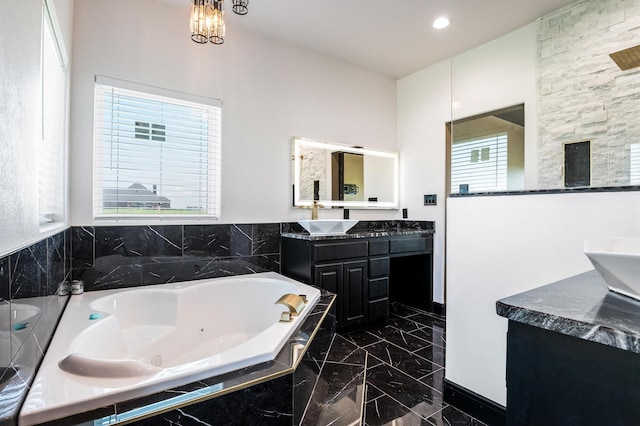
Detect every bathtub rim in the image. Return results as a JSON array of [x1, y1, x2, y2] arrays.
[[18, 272, 331, 426]]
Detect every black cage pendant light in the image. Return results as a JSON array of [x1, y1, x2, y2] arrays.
[[190, 0, 249, 45], [232, 0, 249, 15]]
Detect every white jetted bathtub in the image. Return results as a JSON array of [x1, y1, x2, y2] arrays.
[[19, 272, 320, 425]]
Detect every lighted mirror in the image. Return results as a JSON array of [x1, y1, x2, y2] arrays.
[[292, 137, 399, 209]]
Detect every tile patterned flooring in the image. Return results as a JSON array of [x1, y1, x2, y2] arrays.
[[339, 302, 487, 426]]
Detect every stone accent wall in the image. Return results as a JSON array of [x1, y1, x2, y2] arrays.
[[538, 0, 640, 188], [299, 146, 330, 201]]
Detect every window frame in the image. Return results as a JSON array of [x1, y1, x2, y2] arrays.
[[92, 76, 222, 221], [39, 0, 68, 230]]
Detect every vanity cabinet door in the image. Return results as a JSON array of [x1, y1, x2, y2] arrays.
[[314, 263, 343, 295], [342, 260, 368, 327], [314, 260, 368, 329]]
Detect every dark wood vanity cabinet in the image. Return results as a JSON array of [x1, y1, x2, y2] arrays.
[[282, 234, 432, 329]]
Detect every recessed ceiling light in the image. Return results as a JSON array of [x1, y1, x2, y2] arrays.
[[433, 17, 450, 29]]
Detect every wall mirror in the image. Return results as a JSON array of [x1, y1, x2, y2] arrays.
[[292, 137, 399, 209]]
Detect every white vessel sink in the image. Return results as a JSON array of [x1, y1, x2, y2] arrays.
[[584, 239, 640, 301], [297, 220, 358, 235]]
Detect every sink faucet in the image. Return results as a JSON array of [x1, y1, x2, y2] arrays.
[[311, 200, 323, 220]]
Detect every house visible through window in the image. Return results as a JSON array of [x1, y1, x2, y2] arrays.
[[450, 133, 508, 193], [93, 76, 221, 218], [447, 104, 525, 194]]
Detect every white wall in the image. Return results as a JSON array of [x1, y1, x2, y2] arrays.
[[446, 191, 640, 405], [397, 61, 451, 304], [452, 24, 538, 189], [0, 0, 74, 257], [69, 0, 398, 226]]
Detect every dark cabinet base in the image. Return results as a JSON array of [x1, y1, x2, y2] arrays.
[[506, 321, 640, 426], [389, 254, 432, 312], [282, 234, 433, 330]]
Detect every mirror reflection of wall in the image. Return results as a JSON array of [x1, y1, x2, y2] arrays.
[[332, 152, 364, 202]]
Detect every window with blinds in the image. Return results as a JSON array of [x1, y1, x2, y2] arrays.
[[450, 133, 508, 193], [39, 0, 67, 226], [93, 77, 221, 219], [631, 143, 640, 185]]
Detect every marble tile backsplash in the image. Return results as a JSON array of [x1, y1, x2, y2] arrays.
[[72, 223, 282, 292], [0, 228, 71, 425]]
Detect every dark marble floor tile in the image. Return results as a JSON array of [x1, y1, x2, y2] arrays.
[[365, 395, 431, 426], [369, 326, 431, 353], [343, 329, 383, 348], [406, 313, 446, 330], [366, 384, 385, 402], [301, 363, 365, 426], [408, 325, 435, 342], [419, 368, 445, 393], [325, 334, 367, 366], [414, 343, 445, 368], [366, 341, 439, 380], [386, 316, 425, 332], [366, 364, 443, 419], [389, 301, 420, 318], [426, 405, 487, 426]]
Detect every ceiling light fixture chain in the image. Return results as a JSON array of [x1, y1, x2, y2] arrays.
[[190, 0, 249, 45]]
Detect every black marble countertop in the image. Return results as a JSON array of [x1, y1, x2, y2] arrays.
[[281, 220, 434, 242], [497, 270, 640, 353], [281, 228, 434, 241]]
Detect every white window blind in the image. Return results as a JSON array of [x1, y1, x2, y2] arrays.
[[631, 143, 640, 185], [451, 133, 508, 193], [39, 0, 67, 225], [93, 77, 221, 219]]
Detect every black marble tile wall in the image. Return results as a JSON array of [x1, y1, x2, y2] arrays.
[[72, 223, 283, 292], [0, 229, 72, 426]]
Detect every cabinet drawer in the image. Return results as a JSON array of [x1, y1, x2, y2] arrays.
[[313, 241, 368, 262], [369, 239, 389, 256], [369, 277, 389, 300], [369, 257, 390, 278], [389, 237, 431, 254]]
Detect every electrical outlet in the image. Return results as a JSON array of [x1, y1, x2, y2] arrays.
[[402, 208, 408, 219], [424, 194, 437, 206]]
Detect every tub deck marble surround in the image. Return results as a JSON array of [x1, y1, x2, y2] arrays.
[[25, 292, 336, 426]]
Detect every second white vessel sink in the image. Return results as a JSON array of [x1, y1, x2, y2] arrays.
[[584, 238, 640, 301], [297, 220, 358, 235]]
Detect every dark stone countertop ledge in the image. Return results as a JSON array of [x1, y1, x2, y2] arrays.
[[281, 229, 434, 241], [497, 270, 640, 354]]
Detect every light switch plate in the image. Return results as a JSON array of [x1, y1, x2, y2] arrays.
[[424, 194, 437, 206]]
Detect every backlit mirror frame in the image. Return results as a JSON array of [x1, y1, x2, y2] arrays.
[[293, 137, 399, 209]]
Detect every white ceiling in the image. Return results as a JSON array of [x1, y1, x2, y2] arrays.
[[162, 0, 579, 79]]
